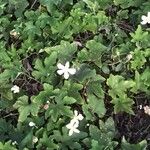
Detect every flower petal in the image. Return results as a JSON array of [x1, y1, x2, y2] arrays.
[[57, 63, 65, 70], [74, 110, 78, 116], [70, 119, 79, 127], [141, 15, 147, 21], [65, 61, 70, 69], [66, 123, 72, 129], [11, 85, 20, 93], [57, 69, 64, 75], [141, 20, 147, 25], [146, 12, 150, 23], [78, 114, 84, 120], [68, 68, 76, 75], [74, 128, 80, 134], [64, 71, 70, 79], [147, 12, 150, 18], [73, 121, 79, 128], [69, 129, 74, 136]]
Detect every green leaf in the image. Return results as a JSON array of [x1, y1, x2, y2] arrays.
[[32, 53, 57, 83], [44, 51, 57, 66], [130, 25, 150, 48], [40, 0, 62, 13], [63, 96, 76, 104], [13, 96, 39, 122], [107, 74, 135, 114], [52, 127, 87, 149], [20, 130, 33, 149], [90, 140, 99, 150], [23, 21, 41, 39], [65, 82, 83, 104], [0, 141, 17, 150], [46, 104, 73, 122], [82, 104, 94, 120], [141, 68, 150, 89], [99, 117, 116, 139], [0, 1, 7, 15], [107, 74, 135, 95], [121, 137, 147, 150], [45, 41, 77, 62], [87, 81, 104, 98], [131, 49, 146, 70], [114, 0, 135, 9], [37, 132, 59, 149], [87, 94, 106, 118], [113, 94, 134, 114], [51, 17, 73, 39], [131, 71, 142, 92], [78, 39, 107, 67], [74, 64, 105, 83], [89, 118, 117, 149], [8, 0, 29, 17], [101, 65, 110, 74], [0, 82, 13, 100], [130, 25, 148, 42]]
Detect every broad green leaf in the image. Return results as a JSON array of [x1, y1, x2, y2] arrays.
[[74, 64, 105, 83], [89, 118, 117, 149], [87, 94, 106, 118], [37, 132, 59, 149], [78, 39, 107, 67], [32, 53, 57, 83], [20, 130, 33, 149], [8, 0, 29, 17], [107, 74, 135, 114], [131, 49, 146, 70], [45, 41, 77, 62], [111, 94, 134, 114], [66, 82, 83, 104], [121, 137, 147, 150], [82, 104, 94, 120], [130, 25, 148, 43], [13, 96, 39, 122], [114, 0, 135, 8], [87, 81, 104, 98], [0, 141, 17, 150]]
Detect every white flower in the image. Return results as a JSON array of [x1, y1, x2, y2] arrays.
[[32, 136, 38, 143], [139, 105, 143, 110], [141, 12, 150, 25], [71, 110, 84, 124], [11, 85, 20, 93], [144, 105, 150, 115], [46, 101, 50, 104], [74, 41, 82, 47], [66, 121, 80, 136], [12, 141, 17, 145], [126, 54, 132, 61], [57, 62, 76, 79], [10, 29, 20, 37], [29, 121, 36, 127]]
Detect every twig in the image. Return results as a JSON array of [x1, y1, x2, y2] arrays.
[[30, 0, 38, 9], [3, 113, 18, 119]]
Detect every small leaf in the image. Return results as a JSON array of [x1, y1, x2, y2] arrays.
[[121, 137, 147, 150], [63, 96, 76, 104]]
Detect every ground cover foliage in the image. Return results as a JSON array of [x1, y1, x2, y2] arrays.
[[0, 0, 150, 149]]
